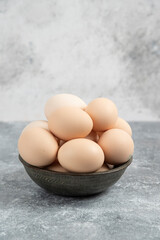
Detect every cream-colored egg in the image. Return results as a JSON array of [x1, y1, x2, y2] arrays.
[[58, 139, 104, 173], [46, 161, 68, 172], [45, 93, 86, 119], [85, 130, 99, 142], [23, 120, 49, 131], [85, 98, 118, 131], [18, 127, 58, 167], [96, 163, 110, 172], [98, 129, 134, 165], [113, 117, 132, 136], [48, 107, 93, 141]]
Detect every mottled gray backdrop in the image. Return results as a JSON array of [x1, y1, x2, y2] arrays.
[[0, 0, 160, 121]]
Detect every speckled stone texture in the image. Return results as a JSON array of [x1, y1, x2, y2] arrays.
[[0, 122, 160, 240]]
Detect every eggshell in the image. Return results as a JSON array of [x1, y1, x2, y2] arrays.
[[107, 164, 114, 169], [98, 129, 134, 165], [58, 139, 104, 173], [85, 130, 99, 142], [85, 98, 118, 131], [45, 93, 86, 119], [96, 163, 110, 172], [22, 120, 60, 143], [18, 127, 58, 167], [113, 117, 132, 136], [46, 161, 68, 172], [23, 120, 49, 131], [48, 107, 93, 141]]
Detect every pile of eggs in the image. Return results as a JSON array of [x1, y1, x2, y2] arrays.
[[18, 94, 134, 173]]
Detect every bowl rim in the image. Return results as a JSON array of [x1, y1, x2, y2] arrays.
[[19, 154, 133, 176]]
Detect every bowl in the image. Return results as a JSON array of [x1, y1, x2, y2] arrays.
[[19, 155, 132, 196]]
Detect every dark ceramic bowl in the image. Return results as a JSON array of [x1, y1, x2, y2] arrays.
[[19, 155, 132, 196]]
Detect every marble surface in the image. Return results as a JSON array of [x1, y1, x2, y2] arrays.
[[0, 122, 160, 240], [0, 0, 160, 121]]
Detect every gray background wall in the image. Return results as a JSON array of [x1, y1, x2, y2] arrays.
[[0, 0, 160, 121]]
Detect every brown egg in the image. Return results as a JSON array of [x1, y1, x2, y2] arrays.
[[85, 130, 99, 142], [48, 107, 93, 141], [58, 139, 104, 173], [85, 98, 118, 131], [98, 129, 134, 165], [23, 120, 49, 131], [45, 93, 86, 119], [46, 161, 68, 173], [18, 127, 58, 167], [22, 120, 60, 143], [96, 163, 110, 172], [113, 117, 132, 136]]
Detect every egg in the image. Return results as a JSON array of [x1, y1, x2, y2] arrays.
[[23, 120, 49, 131], [48, 107, 93, 141], [58, 139, 104, 173], [22, 120, 60, 143], [85, 98, 118, 131], [18, 127, 58, 167], [85, 130, 99, 142], [98, 129, 134, 165], [96, 163, 110, 172], [45, 93, 86, 119], [113, 117, 132, 136], [46, 161, 68, 172]]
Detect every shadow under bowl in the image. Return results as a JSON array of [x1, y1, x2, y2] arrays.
[[19, 155, 132, 197]]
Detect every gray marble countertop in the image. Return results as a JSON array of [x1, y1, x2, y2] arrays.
[[0, 122, 160, 240]]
